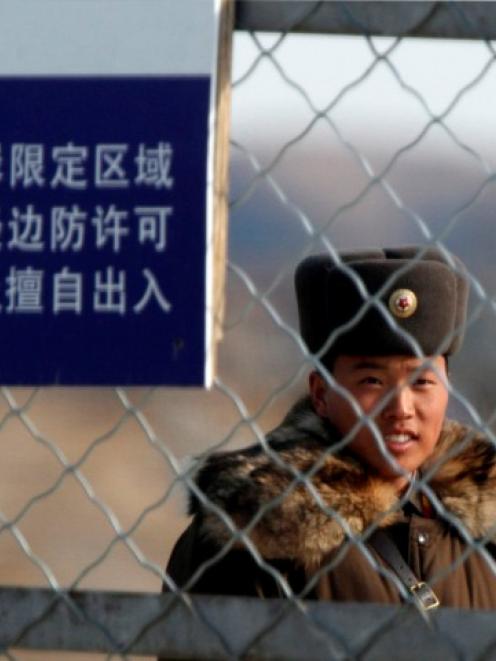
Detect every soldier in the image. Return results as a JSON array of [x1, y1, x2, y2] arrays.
[[165, 246, 496, 610]]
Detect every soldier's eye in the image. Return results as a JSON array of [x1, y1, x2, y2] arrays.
[[415, 377, 435, 386], [359, 376, 382, 385]]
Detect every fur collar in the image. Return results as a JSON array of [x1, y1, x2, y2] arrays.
[[191, 397, 496, 569]]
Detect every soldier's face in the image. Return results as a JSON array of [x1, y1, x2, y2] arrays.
[[309, 354, 449, 490]]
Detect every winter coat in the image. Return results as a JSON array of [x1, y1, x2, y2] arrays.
[[166, 397, 496, 609]]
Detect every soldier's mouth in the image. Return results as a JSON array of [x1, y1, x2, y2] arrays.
[[381, 431, 419, 454], [384, 433, 415, 445]]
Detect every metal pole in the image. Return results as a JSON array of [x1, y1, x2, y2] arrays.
[[235, 1, 496, 40], [2, 587, 496, 658]]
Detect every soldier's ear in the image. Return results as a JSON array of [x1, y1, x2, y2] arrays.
[[309, 371, 329, 418]]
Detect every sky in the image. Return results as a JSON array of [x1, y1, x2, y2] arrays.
[[232, 30, 496, 164]]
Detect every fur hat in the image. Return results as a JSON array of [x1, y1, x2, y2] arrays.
[[295, 246, 469, 364]]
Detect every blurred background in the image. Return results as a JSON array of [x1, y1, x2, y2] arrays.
[[2, 19, 496, 659]]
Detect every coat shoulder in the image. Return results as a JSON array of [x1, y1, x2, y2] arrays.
[[189, 397, 398, 569], [186, 401, 496, 567], [428, 419, 496, 538]]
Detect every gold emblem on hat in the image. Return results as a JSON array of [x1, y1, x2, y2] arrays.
[[388, 289, 418, 318]]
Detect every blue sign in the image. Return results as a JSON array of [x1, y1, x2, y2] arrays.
[[0, 76, 211, 385]]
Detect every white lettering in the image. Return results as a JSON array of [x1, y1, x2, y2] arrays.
[[92, 205, 129, 252], [95, 144, 129, 188], [135, 142, 174, 189], [53, 267, 83, 314], [133, 268, 172, 314], [135, 206, 172, 252], [51, 205, 86, 252], [51, 142, 88, 189], [94, 267, 126, 314], [10, 144, 45, 188], [8, 205, 44, 251], [6, 266, 44, 313]]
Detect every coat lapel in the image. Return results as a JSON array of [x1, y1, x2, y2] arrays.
[[192, 398, 496, 568]]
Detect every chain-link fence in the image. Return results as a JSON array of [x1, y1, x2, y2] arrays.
[[2, 1, 496, 659]]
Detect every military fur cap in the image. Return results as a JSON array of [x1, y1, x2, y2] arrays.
[[295, 246, 469, 362]]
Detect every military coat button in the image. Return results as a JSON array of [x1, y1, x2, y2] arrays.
[[417, 532, 429, 546]]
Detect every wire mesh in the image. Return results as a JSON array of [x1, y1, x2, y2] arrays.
[[2, 2, 496, 659]]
